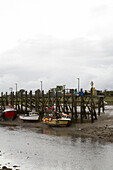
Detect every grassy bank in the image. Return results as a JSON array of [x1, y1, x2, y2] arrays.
[[104, 96, 113, 105]]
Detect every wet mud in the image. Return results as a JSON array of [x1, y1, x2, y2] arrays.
[[0, 106, 113, 170], [0, 107, 113, 143]]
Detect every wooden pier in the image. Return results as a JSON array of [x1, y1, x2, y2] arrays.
[[0, 88, 104, 123]]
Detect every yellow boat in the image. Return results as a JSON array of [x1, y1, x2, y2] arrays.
[[42, 113, 71, 127]]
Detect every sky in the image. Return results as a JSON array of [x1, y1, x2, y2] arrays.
[[0, 0, 113, 93]]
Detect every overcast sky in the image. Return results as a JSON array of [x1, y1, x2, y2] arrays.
[[0, 0, 113, 93]]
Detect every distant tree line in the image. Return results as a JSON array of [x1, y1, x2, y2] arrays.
[[103, 90, 113, 97]]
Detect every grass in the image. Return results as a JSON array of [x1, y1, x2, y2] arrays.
[[104, 96, 113, 105]]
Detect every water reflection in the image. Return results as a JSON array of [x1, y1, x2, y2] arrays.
[[41, 127, 70, 136], [105, 105, 113, 115], [0, 125, 113, 170]]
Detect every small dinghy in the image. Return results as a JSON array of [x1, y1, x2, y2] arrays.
[[19, 112, 39, 121]]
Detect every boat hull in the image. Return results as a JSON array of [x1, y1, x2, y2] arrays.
[[19, 115, 39, 121], [43, 119, 71, 127], [3, 110, 16, 118], [0, 105, 17, 119]]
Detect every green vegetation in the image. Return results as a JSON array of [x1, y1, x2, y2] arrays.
[[104, 96, 113, 105]]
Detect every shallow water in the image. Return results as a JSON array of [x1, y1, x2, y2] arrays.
[[0, 125, 113, 170], [105, 105, 113, 115]]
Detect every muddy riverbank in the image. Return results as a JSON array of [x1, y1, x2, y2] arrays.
[[0, 108, 113, 143], [1, 106, 113, 170]]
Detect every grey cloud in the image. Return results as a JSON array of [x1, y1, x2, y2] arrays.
[[0, 36, 113, 92]]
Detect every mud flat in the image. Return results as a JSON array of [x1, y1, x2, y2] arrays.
[[0, 107, 113, 143], [53, 113, 113, 143]]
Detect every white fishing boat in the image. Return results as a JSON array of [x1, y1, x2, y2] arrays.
[[19, 112, 39, 121]]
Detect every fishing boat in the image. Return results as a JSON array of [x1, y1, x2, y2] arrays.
[[42, 112, 71, 127], [0, 105, 17, 120], [19, 112, 39, 121]]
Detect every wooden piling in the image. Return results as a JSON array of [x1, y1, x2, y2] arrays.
[[15, 91, 18, 110], [41, 90, 44, 119], [55, 90, 58, 112], [63, 89, 65, 113], [20, 91, 23, 112], [74, 89, 77, 121], [71, 89, 74, 120], [5, 92, 8, 106], [25, 91, 28, 113], [29, 90, 32, 111], [1, 92, 4, 109], [0, 88, 105, 123]]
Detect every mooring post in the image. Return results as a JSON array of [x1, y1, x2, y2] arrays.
[[71, 89, 74, 120], [41, 90, 44, 119], [29, 90, 32, 111], [48, 90, 51, 109], [80, 88, 83, 123], [20, 90, 23, 112], [52, 90, 55, 111], [35, 89, 40, 119], [5, 92, 8, 106], [25, 91, 28, 113], [37, 89, 40, 113], [91, 87, 94, 123], [98, 97, 100, 116], [65, 90, 68, 113], [1, 92, 4, 109], [74, 89, 77, 121], [10, 91, 14, 105], [98, 96, 104, 114], [15, 91, 18, 110], [63, 89, 65, 113], [35, 90, 38, 112], [55, 90, 58, 112], [10, 92, 12, 105], [102, 97, 105, 112], [12, 92, 14, 105]]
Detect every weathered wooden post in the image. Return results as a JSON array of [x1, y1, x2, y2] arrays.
[[35, 89, 40, 119], [65, 90, 68, 113], [25, 91, 28, 113], [35, 90, 38, 112], [12, 92, 14, 105], [29, 90, 32, 111], [41, 90, 44, 120], [102, 97, 105, 112], [20, 90, 23, 112], [55, 90, 58, 112], [80, 88, 83, 123], [98, 97, 100, 116], [5, 92, 8, 106], [81, 89, 87, 120], [63, 89, 65, 113], [48, 90, 51, 108], [1, 92, 4, 109], [98, 96, 104, 115], [74, 89, 78, 121], [71, 89, 74, 120], [91, 87, 94, 123], [52, 90, 55, 108], [15, 91, 18, 110], [10, 92, 12, 105], [37, 89, 40, 113]]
